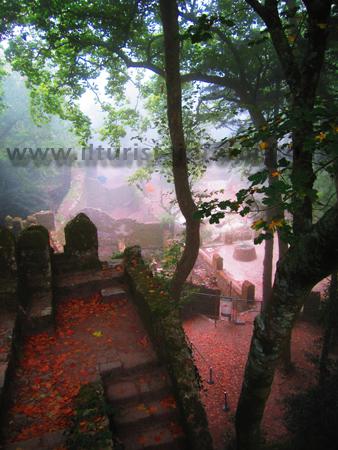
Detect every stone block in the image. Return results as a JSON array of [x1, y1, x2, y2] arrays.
[[33, 210, 55, 231], [0, 227, 18, 311], [241, 280, 255, 302], [98, 360, 123, 377], [101, 286, 127, 302], [233, 243, 257, 261], [212, 253, 223, 271], [106, 380, 138, 402], [17, 225, 53, 322], [11, 217, 23, 237], [26, 215, 38, 225], [64, 213, 100, 270]]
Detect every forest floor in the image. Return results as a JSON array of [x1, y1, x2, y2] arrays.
[[184, 314, 322, 450]]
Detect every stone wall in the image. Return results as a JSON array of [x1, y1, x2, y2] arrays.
[[4, 210, 55, 236], [0, 227, 18, 311], [124, 246, 214, 450], [182, 284, 221, 320], [78, 207, 166, 260], [199, 248, 256, 312], [17, 225, 54, 333], [63, 213, 100, 271]]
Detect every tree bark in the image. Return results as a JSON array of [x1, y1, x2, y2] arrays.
[[262, 236, 273, 309], [236, 3, 333, 447], [319, 271, 338, 384], [246, 105, 285, 311], [159, 0, 200, 300], [236, 204, 338, 450]]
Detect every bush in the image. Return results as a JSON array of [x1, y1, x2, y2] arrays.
[[66, 382, 114, 450]]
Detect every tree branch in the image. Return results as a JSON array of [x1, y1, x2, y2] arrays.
[[245, 0, 301, 96], [115, 50, 165, 77]]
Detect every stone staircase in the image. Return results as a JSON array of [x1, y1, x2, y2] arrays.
[[101, 354, 187, 450], [2, 260, 189, 450], [55, 260, 188, 449]]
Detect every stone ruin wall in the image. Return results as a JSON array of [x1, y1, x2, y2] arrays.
[[199, 248, 256, 314], [3, 208, 168, 261]]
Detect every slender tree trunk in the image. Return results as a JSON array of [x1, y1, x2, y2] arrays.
[[277, 231, 288, 259], [159, 0, 200, 300], [236, 3, 332, 447], [236, 205, 338, 450], [247, 107, 284, 312], [262, 237, 273, 308], [319, 271, 338, 384]]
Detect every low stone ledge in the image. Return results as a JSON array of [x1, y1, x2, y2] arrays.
[[124, 246, 214, 450]]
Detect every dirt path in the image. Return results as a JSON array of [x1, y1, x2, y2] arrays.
[[184, 314, 322, 450]]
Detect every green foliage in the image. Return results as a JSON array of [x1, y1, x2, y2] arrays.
[[197, 101, 338, 243], [161, 239, 184, 275], [66, 382, 114, 450], [124, 246, 177, 317], [111, 251, 124, 260], [100, 104, 139, 147], [130, 77, 213, 185], [0, 71, 76, 220]]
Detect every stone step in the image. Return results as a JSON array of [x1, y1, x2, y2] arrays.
[[120, 350, 159, 376], [106, 258, 124, 270], [101, 286, 127, 303], [4, 429, 66, 450], [99, 350, 159, 381], [54, 266, 124, 298], [113, 395, 179, 432], [119, 421, 187, 450], [105, 366, 171, 407]]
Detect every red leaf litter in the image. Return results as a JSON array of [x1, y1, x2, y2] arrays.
[[184, 314, 322, 450], [5, 293, 140, 444]]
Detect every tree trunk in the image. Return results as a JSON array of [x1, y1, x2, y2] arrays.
[[262, 237, 273, 309], [246, 106, 284, 311], [319, 271, 338, 384], [280, 330, 294, 373], [236, 3, 333, 447], [236, 204, 338, 450], [159, 0, 200, 300]]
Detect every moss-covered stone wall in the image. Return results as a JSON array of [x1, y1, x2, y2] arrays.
[[0, 227, 18, 311], [17, 225, 52, 299], [123, 246, 214, 450]]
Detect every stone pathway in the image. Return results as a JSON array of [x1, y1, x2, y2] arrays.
[[2, 263, 187, 449]]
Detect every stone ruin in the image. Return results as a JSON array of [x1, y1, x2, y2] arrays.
[[0, 213, 100, 317], [63, 213, 100, 271], [76, 207, 167, 260], [0, 227, 18, 311], [233, 242, 257, 262], [17, 225, 53, 331], [0, 213, 101, 425], [201, 220, 254, 247], [4, 210, 55, 237]]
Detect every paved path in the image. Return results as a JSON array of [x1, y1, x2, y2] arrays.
[[3, 265, 186, 449]]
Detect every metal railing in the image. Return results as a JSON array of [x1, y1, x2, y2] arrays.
[[186, 336, 216, 386], [186, 335, 230, 410]]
